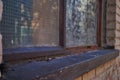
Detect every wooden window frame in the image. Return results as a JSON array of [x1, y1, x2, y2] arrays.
[[3, 0, 67, 62], [66, 0, 102, 53], [97, 0, 102, 47], [3, 0, 103, 62]]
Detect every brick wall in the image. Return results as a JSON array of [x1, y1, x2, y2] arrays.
[[106, 0, 116, 46], [75, 0, 120, 80], [75, 59, 119, 80], [115, 0, 120, 49]]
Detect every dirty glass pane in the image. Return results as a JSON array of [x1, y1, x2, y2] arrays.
[[32, 0, 59, 47], [66, 0, 98, 47], [0, 0, 59, 48]]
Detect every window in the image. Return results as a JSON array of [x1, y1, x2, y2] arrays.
[[32, 0, 60, 47], [1, 0, 102, 62], [66, 0, 99, 47], [0, 0, 63, 49]]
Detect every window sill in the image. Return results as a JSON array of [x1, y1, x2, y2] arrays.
[[4, 49, 119, 80], [3, 47, 69, 62]]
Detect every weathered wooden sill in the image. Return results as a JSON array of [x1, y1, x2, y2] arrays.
[[3, 49, 119, 80], [3, 47, 70, 62]]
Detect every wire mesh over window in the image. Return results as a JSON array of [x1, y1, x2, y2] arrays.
[[0, 0, 59, 49], [32, 0, 59, 47], [66, 0, 98, 47]]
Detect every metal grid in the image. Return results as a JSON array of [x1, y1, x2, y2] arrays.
[[0, 0, 33, 48], [0, 0, 59, 49]]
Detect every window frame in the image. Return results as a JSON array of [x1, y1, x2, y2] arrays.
[[3, 0, 67, 62], [3, 0, 103, 62], [97, 0, 102, 47], [66, 0, 102, 52]]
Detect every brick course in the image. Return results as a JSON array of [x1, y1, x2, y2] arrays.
[[76, 59, 119, 80]]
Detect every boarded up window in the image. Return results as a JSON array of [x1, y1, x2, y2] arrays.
[[66, 0, 98, 47]]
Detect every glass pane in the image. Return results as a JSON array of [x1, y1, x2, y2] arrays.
[[0, 0, 59, 48], [66, 0, 98, 47], [32, 0, 59, 47]]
